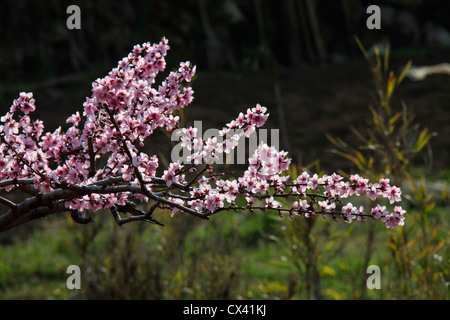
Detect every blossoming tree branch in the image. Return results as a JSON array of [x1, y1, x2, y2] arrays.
[[0, 38, 406, 232]]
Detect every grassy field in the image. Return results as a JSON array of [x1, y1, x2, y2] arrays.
[[1, 170, 448, 300]]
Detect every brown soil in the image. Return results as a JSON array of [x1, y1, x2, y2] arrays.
[[2, 58, 448, 175], [188, 61, 449, 173]]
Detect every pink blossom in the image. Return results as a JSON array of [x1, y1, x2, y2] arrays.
[[265, 196, 281, 209], [393, 206, 406, 215], [371, 204, 388, 219], [318, 200, 328, 210], [205, 191, 225, 212], [307, 174, 319, 190], [67, 168, 79, 185], [298, 199, 310, 211], [356, 205, 366, 222], [67, 111, 81, 126], [365, 183, 380, 201], [382, 213, 405, 229], [385, 186, 402, 204], [19, 95, 36, 114]]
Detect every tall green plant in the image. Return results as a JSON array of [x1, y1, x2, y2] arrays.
[[329, 39, 432, 182], [327, 38, 447, 299]]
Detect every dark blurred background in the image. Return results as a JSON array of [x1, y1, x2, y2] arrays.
[[1, 0, 449, 172], [1, 0, 449, 301]]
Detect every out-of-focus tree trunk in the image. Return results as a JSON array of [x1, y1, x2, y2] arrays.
[[254, 0, 272, 69], [273, 61, 291, 151], [285, 0, 302, 66], [304, 218, 323, 300], [198, 0, 220, 70], [359, 222, 376, 299], [297, 0, 315, 63], [340, 0, 358, 58], [304, 0, 326, 62]]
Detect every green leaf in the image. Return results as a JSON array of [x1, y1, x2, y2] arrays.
[[433, 239, 445, 253], [354, 150, 367, 167], [397, 60, 413, 85], [374, 46, 382, 70], [425, 202, 436, 212], [333, 151, 363, 170], [441, 183, 447, 200], [389, 112, 402, 125], [353, 35, 368, 59], [386, 71, 397, 103], [350, 126, 369, 144], [386, 241, 398, 253], [291, 164, 298, 179], [367, 157, 374, 169], [384, 43, 390, 74], [369, 105, 382, 129], [413, 128, 431, 152]]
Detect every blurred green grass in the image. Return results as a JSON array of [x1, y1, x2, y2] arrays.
[[0, 171, 448, 300]]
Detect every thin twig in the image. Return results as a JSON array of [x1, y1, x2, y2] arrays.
[[0, 196, 16, 209], [185, 165, 209, 187], [111, 206, 164, 227]]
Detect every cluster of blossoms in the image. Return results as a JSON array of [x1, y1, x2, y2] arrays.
[[174, 103, 269, 165], [0, 38, 405, 231], [160, 142, 405, 228]]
